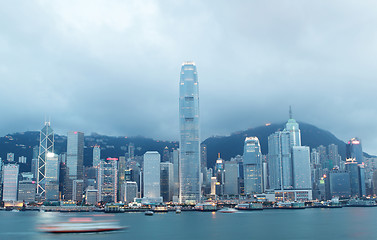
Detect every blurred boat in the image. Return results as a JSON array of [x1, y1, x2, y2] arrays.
[[145, 210, 154, 216], [218, 208, 238, 213], [38, 217, 126, 233], [176, 209, 181, 214]]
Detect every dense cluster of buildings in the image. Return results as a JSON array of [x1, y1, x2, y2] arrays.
[[0, 62, 376, 207]]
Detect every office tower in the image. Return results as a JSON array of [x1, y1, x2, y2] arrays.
[[328, 144, 340, 168], [45, 152, 59, 201], [143, 151, 161, 199], [243, 137, 263, 194], [3, 164, 19, 201], [93, 145, 101, 167], [214, 155, 225, 196], [85, 186, 98, 205], [172, 149, 180, 198], [18, 180, 36, 203], [72, 179, 84, 202], [160, 162, 174, 202], [18, 156, 26, 164], [268, 130, 292, 190], [201, 144, 207, 169], [262, 159, 268, 191], [179, 61, 201, 203], [37, 121, 54, 199], [285, 107, 301, 147], [31, 146, 39, 179], [292, 146, 311, 189], [128, 143, 135, 159], [224, 161, 239, 195], [328, 169, 351, 199], [346, 138, 364, 164], [118, 156, 126, 183], [210, 177, 217, 195], [97, 158, 118, 203], [163, 146, 170, 162], [317, 145, 327, 169], [122, 181, 138, 203], [7, 153, 14, 162], [66, 131, 84, 200], [345, 158, 365, 197]]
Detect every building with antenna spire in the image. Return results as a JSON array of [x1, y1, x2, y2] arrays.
[[36, 121, 54, 201]]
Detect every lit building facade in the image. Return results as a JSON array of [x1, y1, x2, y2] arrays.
[[143, 151, 161, 199], [243, 137, 263, 194], [3, 164, 19, 201], [37, 121, 54, 200], [66, 131, 84, 200], [346, 138, 363, 164], [97, 158, 118, 203], [292, 146, 311, 189], [179, 61, 200, 203]]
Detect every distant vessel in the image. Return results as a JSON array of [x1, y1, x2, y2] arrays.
[[176, 209, 182, 214], [11, 209, 20, 212], [195, 203, 217, 212], [38, 217, 126, 233], [219, 208, 238, 213], [236, 203, 263, 211], [145, 210, 154, 216], [277, 202, 305, 209]]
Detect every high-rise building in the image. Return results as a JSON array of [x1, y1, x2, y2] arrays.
[[243, 137, 263, 194], [328, 144, 340, 168], [45, 152, 59, 201], [7, 153, 14, 162], [118, 156, 126, 183], [179, 61, 201, 203], [18, 156, 26, 164], [172, 149, 180, 199], [97, 158, 118, 203], [292, 146, 311, 189], [162, 146, 170, 162], [66, 131, 84, 200], [345, 158, 366, 197], [18, 180, 36, 203], [268, 130, 291, 190], [346, 138, 363, 164], [128, 143, 135, 160], [160, 162, 174, 202], [143, 151, 161, 199], [200, 144, 207, 169], [93, 145, 101, 167], [72, 179, 84, 202], [37, 121, 54, 200], [285, 107, 301, 147], [122, 181, 138, 203], [224, 161, 239, 195], [328, 169, 351, 199], [3, 164, 19, 201]]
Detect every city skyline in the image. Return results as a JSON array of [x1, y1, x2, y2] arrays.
[[1, 1, 377, 155]]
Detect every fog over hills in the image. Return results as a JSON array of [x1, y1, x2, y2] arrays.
[[0, 122, 371, 172]]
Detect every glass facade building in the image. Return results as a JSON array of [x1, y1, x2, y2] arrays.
[[179, 61, 200, 203], [346, 138, 363, 164], [143, 151, 161, 199], [37, 121, 54, 199], [243, 137, 263, 194]]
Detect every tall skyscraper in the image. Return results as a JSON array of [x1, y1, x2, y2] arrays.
[[143, 151, 161, 199], [200, 143, 207, 169], [328, 144, 340, 168], [97, 158, 118, 203], [179, 61, 200, 203], [45, 152, 59, 201], [93, 145, 101, 167], [66, 131, 84, 200], [37, 121, 54, 200], [268, 130, 292, 190], [243, 137, 263, 194], [224, 161, 239, 195], [292, 146, 311, 189], [346, 138, 363, 164], [285, 106, 301, 147], [160, 162, 174, 202], [3, 164, 19, 201]]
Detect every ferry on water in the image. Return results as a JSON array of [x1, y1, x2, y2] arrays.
[[38, 217, 126, 233]]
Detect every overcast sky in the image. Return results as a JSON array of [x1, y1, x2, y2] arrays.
[[1, 1, 377, 154]]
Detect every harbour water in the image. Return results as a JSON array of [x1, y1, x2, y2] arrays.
[[0, 207, 377, 240]]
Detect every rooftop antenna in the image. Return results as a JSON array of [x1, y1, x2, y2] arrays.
[[289, 105, 293, 119]]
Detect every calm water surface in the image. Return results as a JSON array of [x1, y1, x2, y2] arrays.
[[0, 208, 376, 240]]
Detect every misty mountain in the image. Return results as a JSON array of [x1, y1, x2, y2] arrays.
[[0, 122, 369, 172]]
